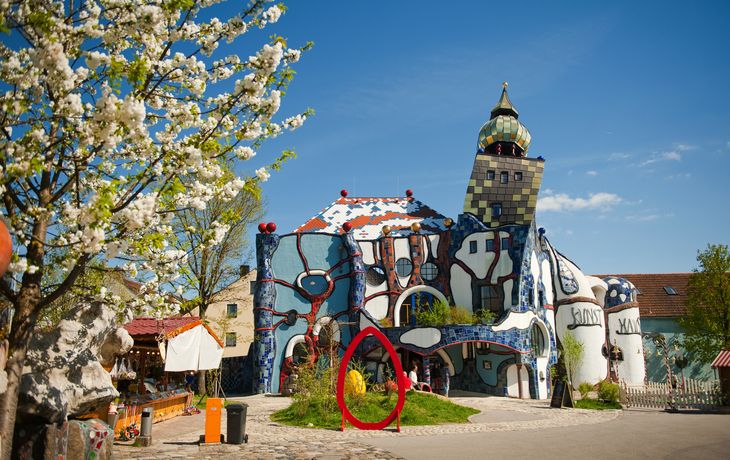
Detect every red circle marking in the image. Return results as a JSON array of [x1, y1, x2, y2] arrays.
[[337, 327, 406, 430]]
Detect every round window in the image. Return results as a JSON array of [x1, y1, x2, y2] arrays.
[[395, 258, 413, 277], [366, 266, 386, 286], [421, 262, 438, 281]]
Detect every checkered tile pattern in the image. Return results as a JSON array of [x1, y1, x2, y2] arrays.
[[463, 154, 544, 227]]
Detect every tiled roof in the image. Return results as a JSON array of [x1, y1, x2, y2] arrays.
[[592, 273, 691, 318], [124, 316, 200, 337], [294, 196, 450, 240]]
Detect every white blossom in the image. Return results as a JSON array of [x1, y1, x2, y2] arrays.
[[255, 167, 270, 182]]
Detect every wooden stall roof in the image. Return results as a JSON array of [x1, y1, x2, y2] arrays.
[[124, 316, 200, 340]]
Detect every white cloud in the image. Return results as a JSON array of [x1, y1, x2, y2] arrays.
[[567, 170, 573, 175], [587, 171, 597, 176], [566, 230, 573, 235], [537, 192, 623, 212], [626, 215, 660, 221], [543, 188, 554, 195], [641, 151, 681, 166], [609, 152, 630, 160], [676, 144, 698, 151]]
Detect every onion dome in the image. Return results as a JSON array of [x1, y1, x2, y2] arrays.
[[477, 83, 531, 156]]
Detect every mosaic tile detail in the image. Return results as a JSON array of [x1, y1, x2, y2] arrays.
[[462, 155, 544, 228], [294, 197, 450, 240], [555, 251, 579, 294], [603, 276, 638, 309]]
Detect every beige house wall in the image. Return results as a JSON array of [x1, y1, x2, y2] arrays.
[[204, 269, 257, 358]]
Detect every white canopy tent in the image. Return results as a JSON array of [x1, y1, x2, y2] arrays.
[[164, 321, 224, 372]]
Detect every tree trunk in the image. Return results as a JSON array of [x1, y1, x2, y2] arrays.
[[0, 290, 41, 460]]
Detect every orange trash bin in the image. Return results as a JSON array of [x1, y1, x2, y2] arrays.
[[204, 398, 223, 443]]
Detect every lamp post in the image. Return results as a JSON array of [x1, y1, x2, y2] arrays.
[[641, 332, 676, 412]]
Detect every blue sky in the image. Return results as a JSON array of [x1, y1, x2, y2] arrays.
[[217, 0, 730, 275]]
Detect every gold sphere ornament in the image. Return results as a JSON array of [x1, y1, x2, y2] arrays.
[[444, 218, 454, 228], [382, 225, 391, 236], [410, 222, 421, 233]]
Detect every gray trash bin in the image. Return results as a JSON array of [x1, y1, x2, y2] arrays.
[[225, 403, 249, 444], [140, 407, 153, 437]]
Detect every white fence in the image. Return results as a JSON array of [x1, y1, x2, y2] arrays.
[[620, 379, 719, 411]]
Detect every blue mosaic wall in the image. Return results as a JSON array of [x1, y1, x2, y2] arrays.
[[253, 232, 279, 394]]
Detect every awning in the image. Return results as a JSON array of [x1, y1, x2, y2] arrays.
[[711, 349, 730, 368], [164, 320, 224, 372]]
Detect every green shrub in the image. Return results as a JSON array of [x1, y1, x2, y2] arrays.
[[578, 382, 593, 399], [414, 298, 496, 326], [597, 380, 619, 403]]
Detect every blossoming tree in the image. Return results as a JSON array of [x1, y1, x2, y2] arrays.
[[0, 0, 311, 453]]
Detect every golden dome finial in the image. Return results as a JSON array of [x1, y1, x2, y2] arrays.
[[503, 82, 508, 88]]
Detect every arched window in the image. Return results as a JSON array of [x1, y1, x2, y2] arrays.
[[531, 323, 546, 357]]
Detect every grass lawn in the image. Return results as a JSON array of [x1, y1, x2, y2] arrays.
[[574, 398, 623, 410], [271, 390, 480, 429], [193, 395, 237, 410]]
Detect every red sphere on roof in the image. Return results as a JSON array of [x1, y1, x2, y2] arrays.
[[258, 223, 268, 233], [341, 190, 348, 197], [342, 222, 352, 232], [405, 189, 413, 197], [266, 222, 277, 233]]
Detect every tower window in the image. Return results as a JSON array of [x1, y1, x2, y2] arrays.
[[487, 171, 495, 180], [227, 304, 238, 318], [492, 204, 502, 217], [469, 241, 478, 253], [515, 172, 523, 181], [502, 237, 510, 248], [486, 240, 494, 251], [225, 332, 237, 347], [500, 172, 508, 184]]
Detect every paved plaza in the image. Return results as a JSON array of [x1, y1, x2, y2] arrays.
[[112, 391, 729, 459]]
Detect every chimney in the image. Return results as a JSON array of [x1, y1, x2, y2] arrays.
[[239, 265, 250, 278]]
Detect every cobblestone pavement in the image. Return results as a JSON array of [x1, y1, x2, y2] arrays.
[[113, 391, 620, 459]]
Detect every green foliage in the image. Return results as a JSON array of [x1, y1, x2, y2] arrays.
[[597, 380, 619, 404], [574, 398, 622, 410], [414, 298, 496, 326], [561, 330, 585, 388], [271, 391, 479, 429], [676, 244, 730, 364], [578, 382, 594, 399]]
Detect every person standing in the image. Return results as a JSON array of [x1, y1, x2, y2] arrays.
[[440, 362, 450, 397], [409, 364, 421, 390]]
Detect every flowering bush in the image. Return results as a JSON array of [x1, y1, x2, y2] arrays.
[[0, 0, 312, 449]]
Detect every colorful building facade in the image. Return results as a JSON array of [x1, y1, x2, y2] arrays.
[[252, 85, 646, 398]]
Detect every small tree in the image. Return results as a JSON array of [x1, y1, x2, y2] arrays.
[[561, 330, 585, 389], [676, 244, 730, 364]]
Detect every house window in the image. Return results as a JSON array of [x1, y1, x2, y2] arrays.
[[487, 171, 495, 180], [502, 237, 510, 249], [538, 291, 545, 308], [528, 290, 534, 306], [225, 332, 236, 347], [663, 286, 678, 295], [515, 172, 523, 181], [226, 304, 238, 318], [421, 262, 438, 281], [366, 266, 386, 285], [481, 285, 500, 313], [469, 241, 478, 253], [486, 240, 494, 251], [531, 324, 545, 357], [500, 172, 508, 184], [492, 204, 502, 217], [395, 258, 413, 277], [249, 281, 256, 294]]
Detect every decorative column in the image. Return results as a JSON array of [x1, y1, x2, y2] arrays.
[[422, 355, 431, 387], [253, 232, 279, 394]]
